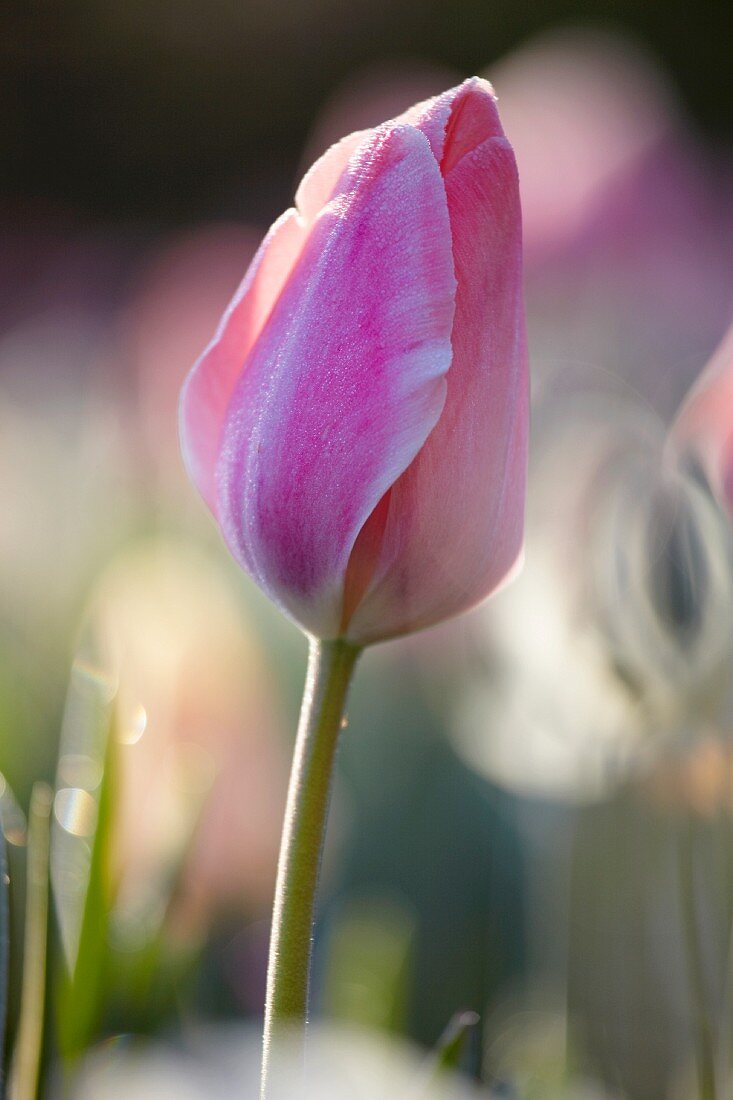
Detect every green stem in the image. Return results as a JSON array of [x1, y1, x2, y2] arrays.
[[260, 637, 360, 1098], [678, 813, 717, 1100], [8, 782, 52, 1100]]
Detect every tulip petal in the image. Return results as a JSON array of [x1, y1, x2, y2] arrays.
[[295, 129, 371, 221], [179, 211, 307, 511], [217, 124, 457, 638], [346, 135, 528, 643], [180, 129, 374, 512], [399, 76, 504, 166]]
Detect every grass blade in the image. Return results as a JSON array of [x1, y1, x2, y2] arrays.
[[433, 1010, 480, 1074], [0, 806, 9, 1093], [55, 711, 117, 1061], [8, 783, 52, 1100]]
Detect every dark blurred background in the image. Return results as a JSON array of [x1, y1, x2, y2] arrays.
[[2, 0, 730, 230]]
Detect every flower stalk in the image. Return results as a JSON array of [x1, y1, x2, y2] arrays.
[[260, 638, 360, 1098]]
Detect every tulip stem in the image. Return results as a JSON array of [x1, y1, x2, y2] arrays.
[[260, 637, 360, 1098]]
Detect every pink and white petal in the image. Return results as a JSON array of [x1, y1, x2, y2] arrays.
[[397, 76, 504, 167], [439, 77, 505, 173], [217, 124, 457, 639], [295, 128, 372, 220], [180, 126, 374, 513], [179, 209, 308, 512], [346, 135, 527, 644]]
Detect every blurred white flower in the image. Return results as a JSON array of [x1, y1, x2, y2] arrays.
[[452, 375, 733, 803], [0, 363, 133, 637], [68, 1024, 491, 1099]]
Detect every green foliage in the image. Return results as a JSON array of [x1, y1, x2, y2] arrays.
[[0, 827, 8, 1076], [55, 714, 117, 1062], [432, 1010, 480, 1075], [322, 897, 413, 1034]]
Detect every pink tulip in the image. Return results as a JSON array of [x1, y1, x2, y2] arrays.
[[180, 78, 528, 645], [673, 321, 733, 514]]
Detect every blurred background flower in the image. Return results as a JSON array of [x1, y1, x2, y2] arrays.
[[67, 1023, 495, 1099], [118, 225, 260, 498], [490, 27, 732, 420], [442, 370, 733, 806]]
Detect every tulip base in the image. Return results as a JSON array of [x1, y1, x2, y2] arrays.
[[260, 636, 361, 1099]]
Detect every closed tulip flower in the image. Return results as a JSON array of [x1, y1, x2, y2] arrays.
[[179, 78, 528, 1098], [180, 77, 528, 646]]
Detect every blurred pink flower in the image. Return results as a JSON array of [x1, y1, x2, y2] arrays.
[[487, 28, 732, 415], [672, 320, 733, 515], [119, 225, 260, 488], [180, 78, 528, 644], [488, 29, 676, 264]]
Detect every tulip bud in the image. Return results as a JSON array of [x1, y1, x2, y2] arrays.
[[180, 78, 528, 644]]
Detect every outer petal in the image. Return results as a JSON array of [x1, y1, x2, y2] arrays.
[[217, 124, 457, 638], [179, 129, 372, 512], [295, 128, 370, 220], [346, 134, 528, 643]]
